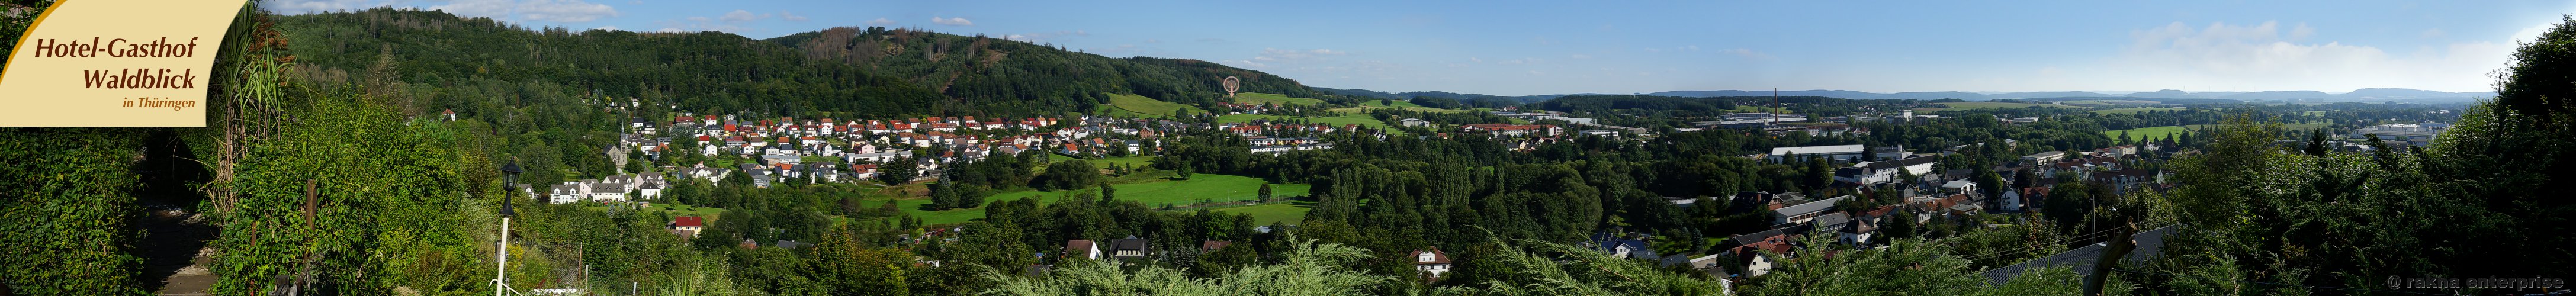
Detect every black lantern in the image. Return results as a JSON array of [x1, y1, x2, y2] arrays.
[[500, 160, 523, 188], [499, 160, 522, 218]]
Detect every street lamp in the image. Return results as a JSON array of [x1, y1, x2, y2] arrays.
[[495, 161, 521, 296]]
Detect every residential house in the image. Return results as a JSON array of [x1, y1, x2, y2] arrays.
[[1412, 247, 1453, 279], [671, 216, 705, 238], [1590, 233, 1660, 260], [2019, 151, 2067, 165], [589, 182, 629, 202], [548, 183, 584, 204], [1109, 236, 1151, 260], [1065, 240, 1103, 260]]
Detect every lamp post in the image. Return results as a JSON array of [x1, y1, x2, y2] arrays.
[[496, 160, 521, 296]]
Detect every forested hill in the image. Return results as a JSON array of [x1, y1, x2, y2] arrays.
[[766, 27, 1331, 108], [271, 8, 1328, 118]]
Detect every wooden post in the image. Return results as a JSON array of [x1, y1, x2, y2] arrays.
[[302, 179, 318, 226], [2082, 221, 2139, 296]]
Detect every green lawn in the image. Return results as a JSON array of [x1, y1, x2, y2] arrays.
[[1235, 92, 1327, 105], [2091, 107, 2183, 115], [869, 174, 1312, 226], [1936, 102, 2087, 110], [1209, 203, 1311, 226], [1099, 92, 1203, 118]]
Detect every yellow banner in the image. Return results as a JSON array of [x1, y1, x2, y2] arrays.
[[0, 0, 248, 127]]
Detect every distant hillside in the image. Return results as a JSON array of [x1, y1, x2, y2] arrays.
[[1646, 89, 1886, 99], [1989, 91, 2113, 99], [769, 26, 1334, 110], [2218, 91, 2336, 101], [2020, 97, 2243, 105], [274, 8, 1337, 119], [1313, 88, 1556, 103], [1878, 91, 1989, 100]]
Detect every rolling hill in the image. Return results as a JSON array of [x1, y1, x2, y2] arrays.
[[274, 8, 1335, 119]]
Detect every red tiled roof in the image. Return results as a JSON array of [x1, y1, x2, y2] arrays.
[[673, 216, 705, 227]]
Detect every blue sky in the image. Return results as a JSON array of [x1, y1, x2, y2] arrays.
[[264, 0, 2572, 96]]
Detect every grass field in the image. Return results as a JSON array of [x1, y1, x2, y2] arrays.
[[2064, 99, 2164, 105], [1099, 92, 1204, 118], [1235, 92, 1327, 105], [1936, 102, 2088, 110], [1209, 203, 1312, 225], [2091, 107, 2184, 115], [868, 173, 1312, 225], [2105, 123, 2331, 142]]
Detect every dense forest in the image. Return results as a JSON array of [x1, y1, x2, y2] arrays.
[[271, 8, 1338, 122]]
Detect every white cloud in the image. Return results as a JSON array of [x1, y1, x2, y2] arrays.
[[1470, 57, 1482, 63], [720, 10, 764, 22], [1255, 48, 1347, 63], [932, 16, 974, 26], [866, 18, 897, 25], [2512, 22, 2553, 44], [1223, 59, 1269, 68], [427, 0, 621, 22], [2102, 21, 2510, 92], [780, 12, 808, 21]]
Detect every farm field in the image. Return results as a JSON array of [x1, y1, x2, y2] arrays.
[[1234, 92, 1328, 105], [868, 173, 1311, 225], [1097, 92, 1204, 118], [1935, 102, 2088, 110], [2091, 107, 2184, 114], [2064, 99, 2163, 105]]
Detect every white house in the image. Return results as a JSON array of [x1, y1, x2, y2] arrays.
[[1412, 248, 1453, 278], [589, 182, 629, 202], [1065, 240, 1103, 260], [548, 183, 585, 204]]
